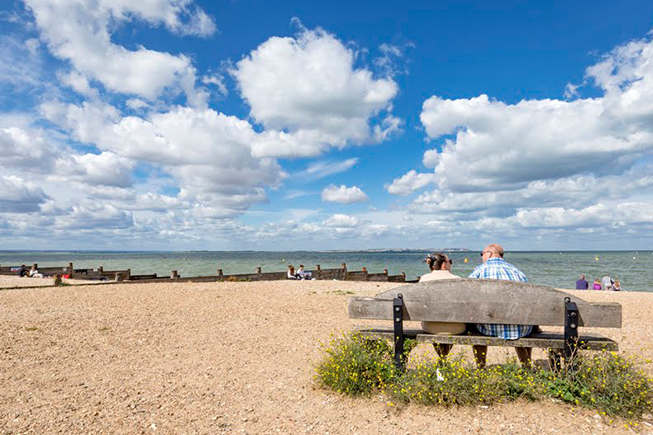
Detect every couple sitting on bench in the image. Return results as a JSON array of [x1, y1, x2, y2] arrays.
[[421, 243, 533, 368]]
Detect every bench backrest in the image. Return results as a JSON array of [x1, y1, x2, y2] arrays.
[[348, 279, 622, 328]]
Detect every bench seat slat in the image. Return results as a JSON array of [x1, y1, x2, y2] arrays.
[[354, 328, 618, 351]]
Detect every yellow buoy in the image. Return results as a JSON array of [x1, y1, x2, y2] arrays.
[[464, 258, 468, 263], [595, 255, 599, 261]]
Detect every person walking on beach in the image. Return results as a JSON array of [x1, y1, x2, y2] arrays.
[[602, 274, 615, 291], [468, 244, 533, 368], [575, 274, 589, 290]]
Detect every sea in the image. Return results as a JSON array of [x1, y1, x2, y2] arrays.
[[1, 250, 652, 291]]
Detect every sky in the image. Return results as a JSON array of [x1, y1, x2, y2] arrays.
[[1, 0, 653, 251]]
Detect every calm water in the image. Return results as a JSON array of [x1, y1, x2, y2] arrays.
[[1, 250, 651, 292]]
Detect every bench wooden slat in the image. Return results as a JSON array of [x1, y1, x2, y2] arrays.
[[354, 328, 618, 351], [348, 279, 622, 328]]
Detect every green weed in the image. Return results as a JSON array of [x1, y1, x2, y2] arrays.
[[315, 332, 653, 420]]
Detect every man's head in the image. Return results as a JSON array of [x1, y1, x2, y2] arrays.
[[580, 274, 585, 280], [481, 244, 504, 262]]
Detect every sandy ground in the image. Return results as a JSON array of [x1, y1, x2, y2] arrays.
[[0, 276, 96, 288], [1, 277, 652, 434]]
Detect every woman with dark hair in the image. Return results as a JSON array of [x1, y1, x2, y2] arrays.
[[419, 253, 465, 358], [420, 253, 458, 282]]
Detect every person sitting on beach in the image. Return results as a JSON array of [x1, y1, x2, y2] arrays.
[[287, 265, 300, 280], [19, 265, 28, 277], [468, 244, 533, 368], [296, 265, 313, 280], [575, 274, 589, 290], [613, 280, 621, 291], [602, 274, 614, 291], [593, 279, 602, 290], [419, 253, 465, 359], [29, 265, 43, 278]]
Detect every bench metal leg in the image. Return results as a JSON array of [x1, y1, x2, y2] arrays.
[[564, 297, 579, 370], [393, 294, 405, 371]]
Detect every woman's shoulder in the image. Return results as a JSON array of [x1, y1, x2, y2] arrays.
[[419, 270, 461, 282]]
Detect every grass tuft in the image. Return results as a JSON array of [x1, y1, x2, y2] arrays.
[[315, 333, 400, 396]]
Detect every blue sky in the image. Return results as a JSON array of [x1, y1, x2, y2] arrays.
[[1, 0, 653, 251]]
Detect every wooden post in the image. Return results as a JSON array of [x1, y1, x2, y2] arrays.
[[171, 270, 179, 279], [316, 264, 321, 280], [126, 269, 131, 279], [218, 269, 223, 281], [342, 263, 347, 281], [401, 272, 406, 282], [99, 266, 103, 273], [115, 273, 123, 282], [68, 262, 74, 278], [256, 267, 262, 281]]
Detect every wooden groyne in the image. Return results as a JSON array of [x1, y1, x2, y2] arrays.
[[0, 263, 407, 283]]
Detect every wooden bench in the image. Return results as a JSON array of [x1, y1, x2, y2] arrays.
[[348, 279, 622, 370]]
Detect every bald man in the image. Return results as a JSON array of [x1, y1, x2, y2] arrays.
[[469, 243, 533, 368]]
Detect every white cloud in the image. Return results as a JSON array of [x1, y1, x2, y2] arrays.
[[381, 31, 653, 243], [0, 35, 44, 91], [202, 73, 228, 97], [0, 126, 56, 172], [412, 37, 653, 193], [322, 213, 359, 228], [231, 25, 399, 157], [57, 70, 98, 98], [55, 202, 134, 230], [41, 102, 287, 217], [55, 152, 135, 188], [373, 42, 413, 77], [0, 175, 49, 213], [24, 0, 214, 104], [422, 149, 441, 169], [386, 170, 438, 196], [40, 100, 121, 145], [295, 158, 358, 180], [126, 98, 149, 111], [321, 184, 368, 203]]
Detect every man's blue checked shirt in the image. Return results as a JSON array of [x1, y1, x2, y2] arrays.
[[468, 258, 533, 340]]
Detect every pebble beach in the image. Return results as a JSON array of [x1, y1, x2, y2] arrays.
[[1, 276, 652, 434]]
